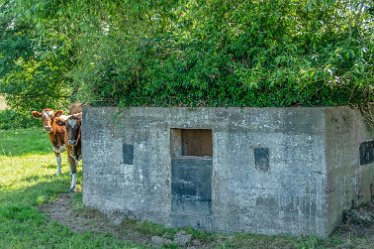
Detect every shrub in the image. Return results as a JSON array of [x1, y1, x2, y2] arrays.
[[72, 0, 373, 108], [0, 110, 38, 130]]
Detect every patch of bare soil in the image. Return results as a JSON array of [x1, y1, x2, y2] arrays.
[[40, 193, 374, 248], [336, 204, 374, 243], [40, 193, 151, 246], [40, 193, 207, 248]]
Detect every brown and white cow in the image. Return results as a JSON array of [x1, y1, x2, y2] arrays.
[[55, 112, 82, 192], [32, 108, 67, 175], [32, 103, 82, 191]]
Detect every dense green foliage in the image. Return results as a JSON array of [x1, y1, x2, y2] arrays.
[[0, 0, 73, 111], [74, 0, 374, 107], [0, 109, 38, 130], [0, 0, 373, 109]]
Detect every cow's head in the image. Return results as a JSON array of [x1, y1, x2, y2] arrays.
[[56, 113, 82, 146], [32, 109, 64, 133]]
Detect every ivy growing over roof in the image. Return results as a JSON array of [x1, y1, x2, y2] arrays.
[[1, 0, 373, 110]]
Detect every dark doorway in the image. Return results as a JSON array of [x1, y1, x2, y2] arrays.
[[170, 129, 213, 229]]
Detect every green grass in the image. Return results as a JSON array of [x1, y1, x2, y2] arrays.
[[0, 128, 373, 249], [0, 128, 145, 249]]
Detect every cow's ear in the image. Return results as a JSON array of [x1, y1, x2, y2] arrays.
[[55, 110, 64, 117], [55, 119, 66, 126], [32, 111, 42, 118], [72, 112, 82, 120]]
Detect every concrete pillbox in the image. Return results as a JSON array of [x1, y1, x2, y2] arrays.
[[82, 106, 374, 237]]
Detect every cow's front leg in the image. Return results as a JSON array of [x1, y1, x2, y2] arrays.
[[68, 154, 77, 192], [55, 152, 62, 176]]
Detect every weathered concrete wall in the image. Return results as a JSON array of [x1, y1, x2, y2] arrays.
[[82, 106, 374, 237], [325, 106, 374, 234]]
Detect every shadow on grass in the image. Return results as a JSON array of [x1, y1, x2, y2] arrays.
[[2, 171, 368, 249], [22, 175, 43, 183], [3, 175, 367, 249], [0, 179, 66, 229], [0, 173, 74, 209], [0, 175, 145, 249], [45, 164, 58, 170]]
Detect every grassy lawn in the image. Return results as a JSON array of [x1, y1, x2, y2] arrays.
[[0, 128, 143, 249], [0, 128, 373, 248]]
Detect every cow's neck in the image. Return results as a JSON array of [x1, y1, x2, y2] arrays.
[[73, 138, 82, 161], [53, 121, 65, 135], [48, 129, 65, 148], [76, 126, 81, 146]]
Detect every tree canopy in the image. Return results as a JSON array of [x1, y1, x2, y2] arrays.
[[0, 0, 373, 111], [0, 0, 74, 111]]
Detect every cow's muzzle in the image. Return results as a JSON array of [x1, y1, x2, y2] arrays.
[[44, 126, 52, 132], [68, 140, 76, 145]]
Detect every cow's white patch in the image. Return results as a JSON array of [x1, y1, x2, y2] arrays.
[[59, 115, 69, 121], [70, 173, 76, 190], [53, 145, 66, 153], [67, 119, 77, 127], [43, 111, 53, 117], [56, 156, 62, 175]]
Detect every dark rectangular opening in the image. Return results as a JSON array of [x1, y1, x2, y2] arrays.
[[360, 141, 374, 165], [123, 144, 134, 164], [170, 128, 213, 229], [254, 147, 270, 172], [181, 129, 212, 157]]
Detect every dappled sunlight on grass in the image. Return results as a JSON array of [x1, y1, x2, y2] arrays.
[[0, 129, 140, 249], [0, 128, 74, 205], [0, 154, 71, 191], [0, 128, 77, 193], [0, 139, 75, 207]]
